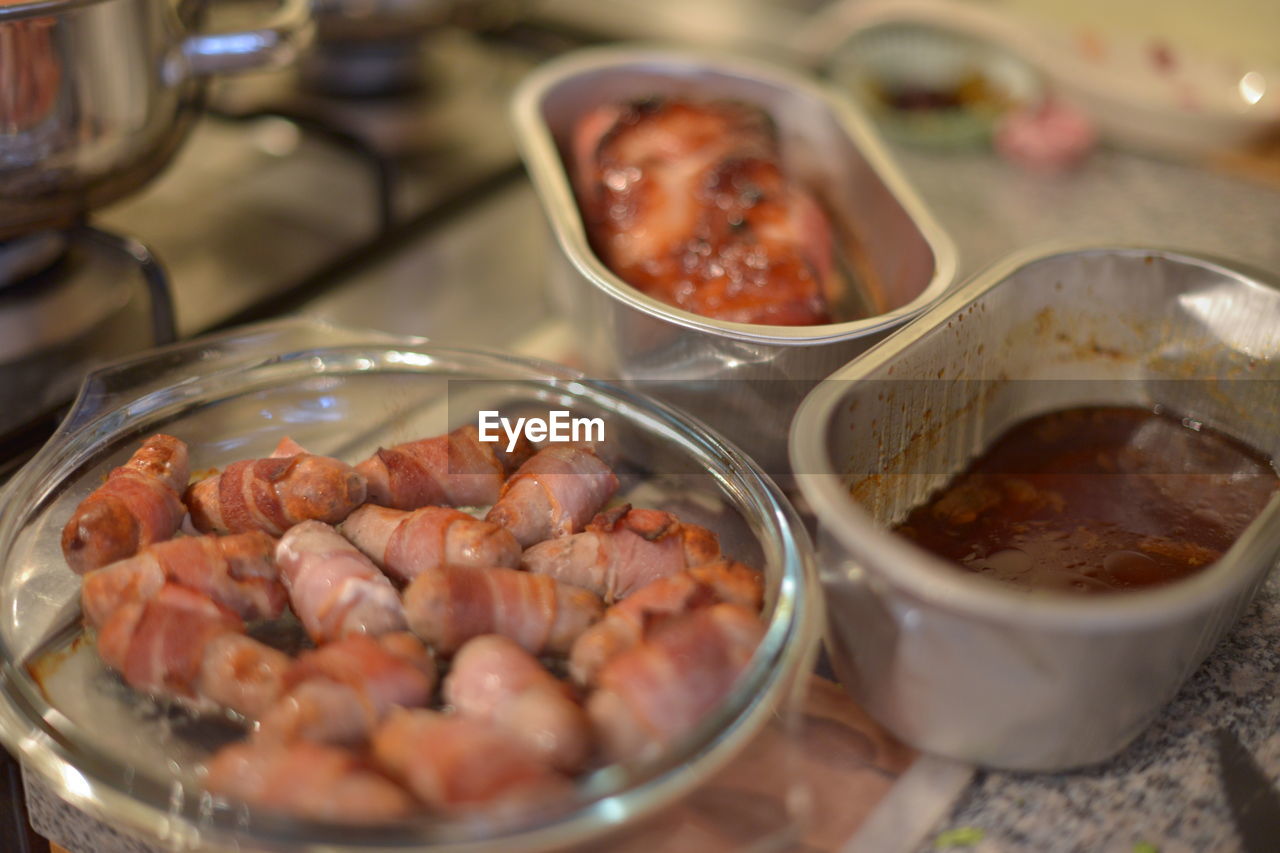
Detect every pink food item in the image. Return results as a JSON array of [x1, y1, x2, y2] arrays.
[[61, 434, 189, 575], [372, 708, 566, 810], [485, 446, 619, 548], [96, 583, 244, 700], [521, 504, 721, 603], [204, 739, 415, 823], [197, 633, 293, 720], [569, 559, 764, 685], [339, 505, 520, 584], [445, 635, 592, 772], [257, 632, 436, 745], [587, 603, 764, 761], [186, 438, 367, 537], [572, 96, 835, 325], [81, 531, 283, 628], [994, 98, 1097, 172], [402, 564, 603, 656], [357, 424, 534, 510], [276, 520, 405, 644]]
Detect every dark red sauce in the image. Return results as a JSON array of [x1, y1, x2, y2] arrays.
[[893, 407, 1278, 594]]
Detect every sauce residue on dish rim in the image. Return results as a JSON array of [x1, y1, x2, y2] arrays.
[[894, 406, 1279, 594]]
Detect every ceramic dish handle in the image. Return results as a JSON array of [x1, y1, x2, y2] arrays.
[[57, 319, 421, 438], [182, 0, 314, 77]]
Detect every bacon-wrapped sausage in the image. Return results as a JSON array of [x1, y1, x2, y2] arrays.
[[62, 434, 190, 575], [445, 635, 592, 772], [372, 708, 565, 810], [572, 97, 835, 326], [197, 633, 293, 720], [276, 520, 405, 644], [357, 424, 533, 511], [257, 633, 436, 746], [339, 505, 520, 584], [569, 560, 764, 685], [521, 504, 721, 603], [186, 438, 367, 537], [403, 565, 602, 656], [205, 740, 415, 823], [587, 603, 764, 761], [81, 532, 283, 628], [484, 447, 619, 548], [96, 583, 244, 700]]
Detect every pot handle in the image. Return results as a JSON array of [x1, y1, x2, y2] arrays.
[[182, 0, 314, 77]]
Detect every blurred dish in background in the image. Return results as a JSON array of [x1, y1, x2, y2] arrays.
[[826, 21, 1044, 151], [803, 0, 1280, 159]]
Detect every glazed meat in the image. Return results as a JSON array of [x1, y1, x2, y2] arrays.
[[572, 96, 835, 325], [357, 424, 533, 510], [445, 635, 592, 772], [81, 531, 284, 628], [205, 740, 415, 823], [276, 520, 406, 644], [587, 603, 764, 761], [521, 504, 721, 603], [403, 564, 603, 656], [569, 560, 763, 685], [485, 446, 619, 548], [61, 434, 189, 575], [372, 709, 566, 810], [340, 505, 521, 583], [186, 438, 367, 537]]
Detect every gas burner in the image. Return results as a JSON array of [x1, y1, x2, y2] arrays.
[[301, 38, 430, 98], [0, 225, 175, 447], [0, 231, 67, 289]]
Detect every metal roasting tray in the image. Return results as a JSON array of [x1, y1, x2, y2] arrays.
[[512, 45, 958, 474], [791, 245, 1280, 771], [0, 319, 820, 852]]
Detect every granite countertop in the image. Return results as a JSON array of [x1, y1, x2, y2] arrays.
[[892, 142, 1280, 853], [924, 571, 1279, 853]]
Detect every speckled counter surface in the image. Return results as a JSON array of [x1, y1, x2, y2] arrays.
[[887, 143, 1280, 853], [917, 571, 1279, 853]]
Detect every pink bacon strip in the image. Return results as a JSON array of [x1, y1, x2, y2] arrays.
[[403, 564, 602, 656], [485, 446, 619, 548], [521, 504, 721, 603], [81, 531, 283, 628], [276, 520, 405, 644], [572, 97, 835, 326], [62, 434, 189, 575], [198, 633, 293, 720], [587, 603, 764, 762], [372, 708, 566, 811], [568, 560, 764, 686], [445, 635, 592, 772], [205, 740, 415, 823], [357, 424, 534, 511], [186, 438, 367, 537], [339, 505, 520, 584]]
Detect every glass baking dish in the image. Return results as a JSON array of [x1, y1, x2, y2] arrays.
[[0, 319, 821, 851]]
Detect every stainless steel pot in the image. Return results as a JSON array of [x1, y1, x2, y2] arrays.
[[0, 0, 312, 238], [790, 245, 1280, 771]]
